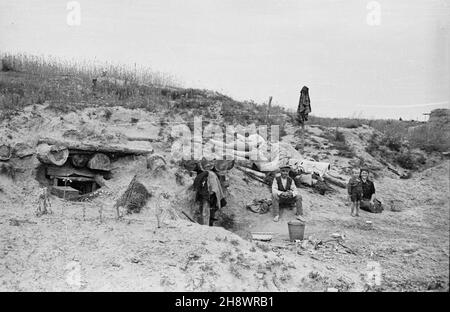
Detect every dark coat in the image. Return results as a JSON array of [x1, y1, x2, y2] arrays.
[[193, 171, 227, 209], [361, 179, 375, 200]]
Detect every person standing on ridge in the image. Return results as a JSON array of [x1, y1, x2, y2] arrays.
[[297, 86, 311, 129]]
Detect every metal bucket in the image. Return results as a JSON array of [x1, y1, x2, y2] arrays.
[[288, 218, 306, 241]]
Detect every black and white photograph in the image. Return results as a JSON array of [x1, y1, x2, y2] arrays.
[[0, 0, 449, 296]]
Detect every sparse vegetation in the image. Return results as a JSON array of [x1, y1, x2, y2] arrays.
[[310, 113, 449, 156], [0, 53, 291, 133], [365, 132, 436, 170], [320, 128, 355, 158], [408, 123, 450, 153]]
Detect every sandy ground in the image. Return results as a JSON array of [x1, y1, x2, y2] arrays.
[[0, 105, 448, 291]]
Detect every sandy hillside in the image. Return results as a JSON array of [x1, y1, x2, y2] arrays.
[[0, 104, 449, 291]]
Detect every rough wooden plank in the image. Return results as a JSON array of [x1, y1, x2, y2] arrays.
[[46, 165, 95, 178], [54, 176, 94, 182], [38, 137, 153, 155], [50, 186, 79, 199]]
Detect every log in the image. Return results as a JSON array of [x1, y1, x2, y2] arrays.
[[236, 166, 269, 185], [36, 144, 69, 166], [0, 143, 12, 161], [47, 165, 95, 178], [87, 153, 111, 171], [126, 137, 155, 142], [38, 137, 153, 155], [236, 166, 266, 179], [323, 174, 346, 188], [71, 154, 90, 168], [13, 142, 35, 158]]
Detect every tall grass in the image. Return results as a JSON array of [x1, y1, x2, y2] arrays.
[[0, 52, 183, 118], [1, 52, 180, 87], [0, 53, 290, 131]]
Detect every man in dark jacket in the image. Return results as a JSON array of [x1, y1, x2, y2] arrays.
[[192, 158, 227, 226], [271, 165, 303, 222]]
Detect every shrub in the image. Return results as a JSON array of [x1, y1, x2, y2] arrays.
[[408, 123, 449, 153], [334, 129, 345, 142], [104, 108, 112, 120], [1, 57, 15, 71], [395, 151, 416, 170], [320, 128, 355, 158]]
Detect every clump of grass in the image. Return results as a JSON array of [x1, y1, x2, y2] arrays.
[[256, 242, 271, 252], [0, 163, 16, 179], [320, 128, 355, 158], [230, 239, 240, 246], [395, 151, 416, 170], [216, 211, 236, 230], [104, 108, 112, 120], [366, 132, 432, 170], [0, 52, 180, 119]]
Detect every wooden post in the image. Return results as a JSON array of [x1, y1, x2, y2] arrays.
[[265, 96, 273, 125]]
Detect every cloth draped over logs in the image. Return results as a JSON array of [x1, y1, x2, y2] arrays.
[[171, 123, 331, 177]]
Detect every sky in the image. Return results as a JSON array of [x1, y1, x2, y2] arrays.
[[0, 0, 449, 119]]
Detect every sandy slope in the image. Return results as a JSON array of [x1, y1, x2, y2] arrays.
[[0, 105, 448, 291]]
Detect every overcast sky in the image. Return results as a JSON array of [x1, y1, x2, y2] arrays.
[[1, 0, 449, 119]]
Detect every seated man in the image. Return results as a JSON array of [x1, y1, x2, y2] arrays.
[[272, 165, 303, 222]]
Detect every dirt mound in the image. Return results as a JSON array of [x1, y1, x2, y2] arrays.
[[0, 105, 448, 291]]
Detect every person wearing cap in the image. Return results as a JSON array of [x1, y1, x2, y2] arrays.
[[271, 164, 303, 222]]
